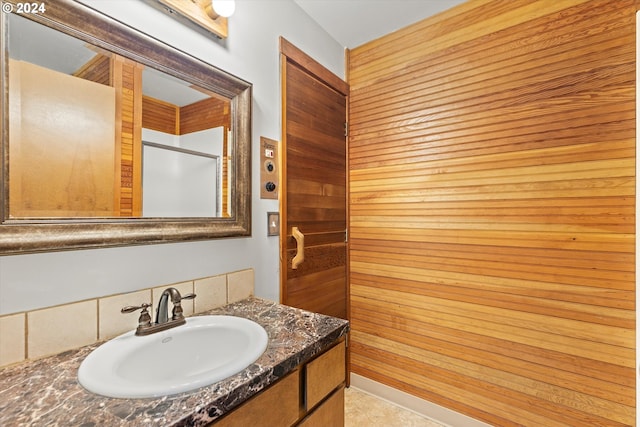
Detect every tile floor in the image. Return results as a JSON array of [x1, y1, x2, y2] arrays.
[[345, 387, 446, 427]]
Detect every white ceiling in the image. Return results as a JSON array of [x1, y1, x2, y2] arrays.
[[9, 13, 209, 106], [294, 0, 468, 48]]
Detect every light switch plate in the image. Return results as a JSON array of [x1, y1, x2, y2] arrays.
[[267, 212, 279, 236]]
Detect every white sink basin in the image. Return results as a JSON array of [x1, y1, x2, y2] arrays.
[[78, 315, 268, 398]]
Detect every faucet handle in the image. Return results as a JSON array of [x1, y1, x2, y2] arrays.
[[170, 293, 196, 321], [121, 303, 152, 330], [121, 303, 151, 314]]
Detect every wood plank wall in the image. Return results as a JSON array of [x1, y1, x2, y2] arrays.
[[142, 95, 179, 134], [113, 56, 143, 217], [347, 1, 636, 426], [73, 54, 110, 85], [142, 96, 230, 135], [180, 97, 230, 135]]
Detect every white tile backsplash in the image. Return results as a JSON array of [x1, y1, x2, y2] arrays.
[[227, 269, 254, 303], [99, 289, 152, 340], [0, 269, 254, 368], [28, 300, 98, 360], [194, 275, 227, 312], [0, 313, 25, 366]]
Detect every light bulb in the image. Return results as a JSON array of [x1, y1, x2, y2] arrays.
[[212, 0, 235, 18]]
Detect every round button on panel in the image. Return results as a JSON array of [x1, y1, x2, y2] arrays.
[[264, 160, 276, 172]]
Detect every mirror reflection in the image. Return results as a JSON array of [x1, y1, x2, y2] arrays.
[[7, 13, 232, 219]]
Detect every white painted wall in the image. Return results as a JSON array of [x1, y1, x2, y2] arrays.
[[0, 0, 345, 315]]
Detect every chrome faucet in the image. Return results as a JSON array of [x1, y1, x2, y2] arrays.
[[121, 287, 196, 336]]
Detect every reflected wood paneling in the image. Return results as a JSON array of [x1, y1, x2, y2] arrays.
[[142, 96, 229, 136], [114, 56, 143, 217], [73, 53, 110, 85], [142, 95, 178, 134], [141, 95, 231, 215], [348, 1, 635, 426], [180, 97, 230, 135]]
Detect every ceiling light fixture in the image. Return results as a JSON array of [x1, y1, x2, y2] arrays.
[[147, 0, 233, 39], [210, 0, 235, 18]]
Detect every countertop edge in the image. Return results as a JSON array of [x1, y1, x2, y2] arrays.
[[0, 297, 350, 427]]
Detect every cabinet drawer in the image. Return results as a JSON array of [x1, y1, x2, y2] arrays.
[[305, 341, 345, 410], [214, 369, 300, 427], [299, 386, 344, 427]]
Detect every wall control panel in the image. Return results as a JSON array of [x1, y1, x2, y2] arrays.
[[260, 137, 279, 199]]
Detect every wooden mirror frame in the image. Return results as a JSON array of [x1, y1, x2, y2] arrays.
[[0, 0, 252, 254]]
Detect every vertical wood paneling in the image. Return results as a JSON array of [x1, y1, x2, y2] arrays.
[[113, 56, 143, 217], [348, 1, 635, 426]]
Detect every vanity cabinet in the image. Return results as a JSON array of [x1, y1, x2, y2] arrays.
[[212, 339, 346, 427], [213, 370, 301, 427], [0, 298, 349, 427]]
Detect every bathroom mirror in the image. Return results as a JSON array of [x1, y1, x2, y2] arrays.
[[0, 0, 252, 254]]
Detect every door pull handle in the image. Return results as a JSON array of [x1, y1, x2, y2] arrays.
[[292, 226, 305, 269]]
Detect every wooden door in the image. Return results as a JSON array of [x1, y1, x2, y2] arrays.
[[280, 38, 349, 319]]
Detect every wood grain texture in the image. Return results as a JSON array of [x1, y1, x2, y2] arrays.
[[115, 57, 143, 216], [73, 53, 111, 85], [347, 0, 635, 426], [143, 90, 230, 136], [281, 39, 348, 320], [306, 341, 346, 410], [180, 96, 230, 135], [213, 370, 300, 427], [142, 95, 178, 135], [298, 387, 344, 427]]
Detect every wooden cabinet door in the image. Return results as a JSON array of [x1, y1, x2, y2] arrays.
[[306, 341, 346, 409], [213, 370, 300, 427], [299, 388, 345, 427], [280, 39, 349, 320]]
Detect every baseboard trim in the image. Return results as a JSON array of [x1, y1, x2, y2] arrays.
[[349, 373, 492, 427]]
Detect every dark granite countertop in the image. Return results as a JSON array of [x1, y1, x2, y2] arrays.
[[0, 297, 349, 426]]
